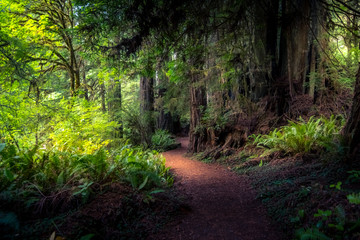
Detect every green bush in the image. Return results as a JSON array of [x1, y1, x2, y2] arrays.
[[151, 129, 177, 152], [252, 115, 345, 155], [0, 142, 172, 206], [114, 145, 172, 189], [0, 88, 172, 214]]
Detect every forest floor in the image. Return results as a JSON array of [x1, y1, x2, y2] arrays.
[[151, 137, 282, 240]]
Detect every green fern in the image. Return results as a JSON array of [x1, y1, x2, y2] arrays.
[[347, 193, 360, 204], [253, 115, 344, 155], [151, 129, 177, 152], [295, 228, 331, 240]]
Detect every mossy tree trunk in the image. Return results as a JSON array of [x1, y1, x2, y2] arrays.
[[188, 47, 207, 153]]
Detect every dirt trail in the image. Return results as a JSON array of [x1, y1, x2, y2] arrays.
[[153, 137, 282, 240]]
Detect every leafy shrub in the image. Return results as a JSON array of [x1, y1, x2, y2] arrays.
[[151, 129, 177, 152], [114, 145, 172, 189], [0, 87, 173, 232], [47, 98, 118, 155], [252, 115, 345, 155], [295, 196, 360, 240], [0, 142, 172, 206]]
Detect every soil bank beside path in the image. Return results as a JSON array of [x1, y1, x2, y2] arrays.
[[152, 137, 283, 240]]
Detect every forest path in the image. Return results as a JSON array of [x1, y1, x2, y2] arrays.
[[152, 137, 282, 240]]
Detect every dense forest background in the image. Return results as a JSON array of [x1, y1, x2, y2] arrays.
[[1, 0, 360, 239]]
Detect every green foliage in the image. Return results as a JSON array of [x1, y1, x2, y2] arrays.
[[295, 201, 360, 239], [47, 98, 117, 154], [347, 170, 360, 183], [114, 145, 172, 190], [201, 103, 229, 132], [166, 59, 189, 84], [151, 129, 177, 152], [347, 193, 360, 205], [0, 143, 171, 205], [296, 227, 331, 240], [330, 181, 342, 190], [0, 91, 172, 210], [252, 115, 345, 155]]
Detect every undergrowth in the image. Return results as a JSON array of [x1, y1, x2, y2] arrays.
[[0, 97, 173, 239], [251, 115, 345, 156], [151, 129, 177, 152], [229, 115, 360, 240]]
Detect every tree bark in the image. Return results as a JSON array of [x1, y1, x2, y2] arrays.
[[344, 61, 360, 162], [276, 0, 311, 114], [81, 60, 89, 101], [140, 76, 154, 145], [251, 0, 279, 101], [189, 77, 207, 153], [100, 81, 106, 113], [108, 77, 123, 138]]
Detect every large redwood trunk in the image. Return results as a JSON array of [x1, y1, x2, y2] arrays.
[[251, 0, 279, 101], [344, 62, 360, 162], [276, 0, 311, 115], [189, 77, 207, 153], [140, 76, 154, 145]]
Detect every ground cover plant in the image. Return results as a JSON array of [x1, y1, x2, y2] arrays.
[[213, 116, 360, 240], [0, 97, 174, 239]]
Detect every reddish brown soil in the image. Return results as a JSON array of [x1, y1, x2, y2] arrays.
[[153, 137, 283, 240]]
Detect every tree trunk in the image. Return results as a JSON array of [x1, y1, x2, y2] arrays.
[[251, 0, 279, 101], [82, 60, 89, 101], [307, 0, 326, 102], [100, 81, 106, 113], [276, 0, 311, 115], [344, 61, 360, 162], [309, 43, 316, 100], [70, 71, 75, 97], [188, 36, 207, 153], [157, 85, 174, 132], [188, 49, 207, 153], [140, 76, 154, 145], [189, 80, 207, 153], [108, 78, 123, 138]]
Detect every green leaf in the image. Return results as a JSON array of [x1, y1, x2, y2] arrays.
[[298, 209, 305, 219], [149, 189, 165, 195], [259, 159, 263, 167], [334, 205, 345, 225], [330, 181, 342, 190], [3, 168, 17, 182], [79, 234, 95, 240], [56, 171, 64, 186], [296, 227, 331, 240], [347, 193, 360, 204], [73, 182, 93, 196], [0, 143, 6, 152], [138, 176, 149, 190], [328, 223, 344, 231]]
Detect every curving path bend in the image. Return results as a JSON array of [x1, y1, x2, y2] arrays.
[[153, 137, 282, 240]]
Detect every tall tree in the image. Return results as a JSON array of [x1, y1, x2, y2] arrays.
[[139, 74, 154, 145], [344, 61, 360, 161], [8, 0, 82, 96]]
